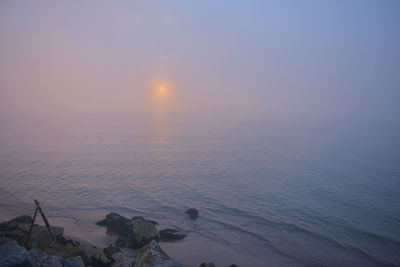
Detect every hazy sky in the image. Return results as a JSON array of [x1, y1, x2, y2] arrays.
[[1, 1, 399, 128]]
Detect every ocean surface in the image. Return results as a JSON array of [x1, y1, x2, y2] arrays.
[[0, 118, 399, 266]]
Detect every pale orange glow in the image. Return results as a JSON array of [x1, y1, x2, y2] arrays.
[[151, 81, 172, 113], [156, 84, 167, 99], [153, 82, 171, 104]]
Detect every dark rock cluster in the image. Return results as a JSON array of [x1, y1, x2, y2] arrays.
[[0, 215, 88, 267], [97, 213, 160, 249], [0, 209, 239, 267], [0, 237, 85, 267]]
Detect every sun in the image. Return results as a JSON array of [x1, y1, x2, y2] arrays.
[[156, 84, 167, 98], [154, 82, 169, 101]]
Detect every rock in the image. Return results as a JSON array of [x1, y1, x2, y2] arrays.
[[131, 217, 157, 226], [103, 246, 121, 258], [199, 263, 216, 267], [91, 252, 114, 267], [133, 240, 169, 267], [0, 240, 31, 267], [0, 236, 13, 245], [65, 239, 80, 248], [36, 256, 63, 267], [185, 208, 199, 219], [152, 260, 182, 267], [0, 215, 33, 233], [63, 256, 85, 267], [27, 249, 64, 267], [111, 245, 182, 267], [27, 225, 64, 250], [116, 218, 159, 249], [44, 241, 89, 265], [0, 220, 18, 232], [158, 229, 185, 241], [110, 257, 135, 267], [27, 248, 47, 265], [96, 213, 131, 236], [9, 215, 34, 225], [1, 230, 27, 247]]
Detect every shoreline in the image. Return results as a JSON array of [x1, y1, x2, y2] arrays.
[[0, 212, 251, 267]]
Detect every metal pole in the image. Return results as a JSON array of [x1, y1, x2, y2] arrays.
[[24, 206, 38, 247], [34, 199, 57, 242]]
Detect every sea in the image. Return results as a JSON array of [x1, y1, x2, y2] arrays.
[[0, 117, 399, 266]]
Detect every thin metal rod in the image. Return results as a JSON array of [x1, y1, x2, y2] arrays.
[[24, 206, 38, 247], [34, 199, 57, 242]]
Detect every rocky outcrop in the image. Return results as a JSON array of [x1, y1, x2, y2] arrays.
[[158, 229, 185, 241], [0, 216, 89, 266], [36, 255, 63, 267], [0, 240, 32, 267], [0, 215, 33, 232], [91, 252, 115, 267], [111, 257, 135, 267], [63, 256, 85, 267], [111, 240, 182, 267], [97, 213, 159, 249], [0, 240, 81, 267], [116, 217, 159, 249], [133, 240, 181, 267], [185, 208, 199, 219], [96, 213, 131, 236], [28, 248, 49, 265], [0, 215, 33, 245], [134, 240, 169, 267]]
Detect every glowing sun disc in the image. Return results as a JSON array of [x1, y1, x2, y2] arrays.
[[155, 84, 168, 99]]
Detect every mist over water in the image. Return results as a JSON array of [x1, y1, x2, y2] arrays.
[[1, 1, 400, 266]]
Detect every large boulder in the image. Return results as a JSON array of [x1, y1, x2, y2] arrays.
[[35, 255, 62, 267], [131, 217, 157, 226], [185, 208, 198, 219], [111, 256, 135, 267], [41, 242, 89, 265], [9, 215, 34, 225], [27, 248, 63, 267], [0, 240, 31, 267], [97, 213, 159, 249], [134, 240, 182, 267], [27, 248, 47, 265], [96, 213, 131, 235], [158, 229, 185, 241], [91, 252, 114, 267], [0, 215, 33, 233], [116, 218, 159, 249], [63, 256, 85, 267]]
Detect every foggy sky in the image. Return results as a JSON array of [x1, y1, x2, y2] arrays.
[[1, 1, 399, 128]]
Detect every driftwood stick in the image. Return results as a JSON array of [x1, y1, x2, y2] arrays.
[[24, 206, 38, 247], [34, 199, 57, 242]]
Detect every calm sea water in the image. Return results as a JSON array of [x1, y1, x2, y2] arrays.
[[0, 118, 399, 266]]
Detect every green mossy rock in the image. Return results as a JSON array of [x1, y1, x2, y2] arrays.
[[115, 218, 159, 249], [130, 218, 158, 243]]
